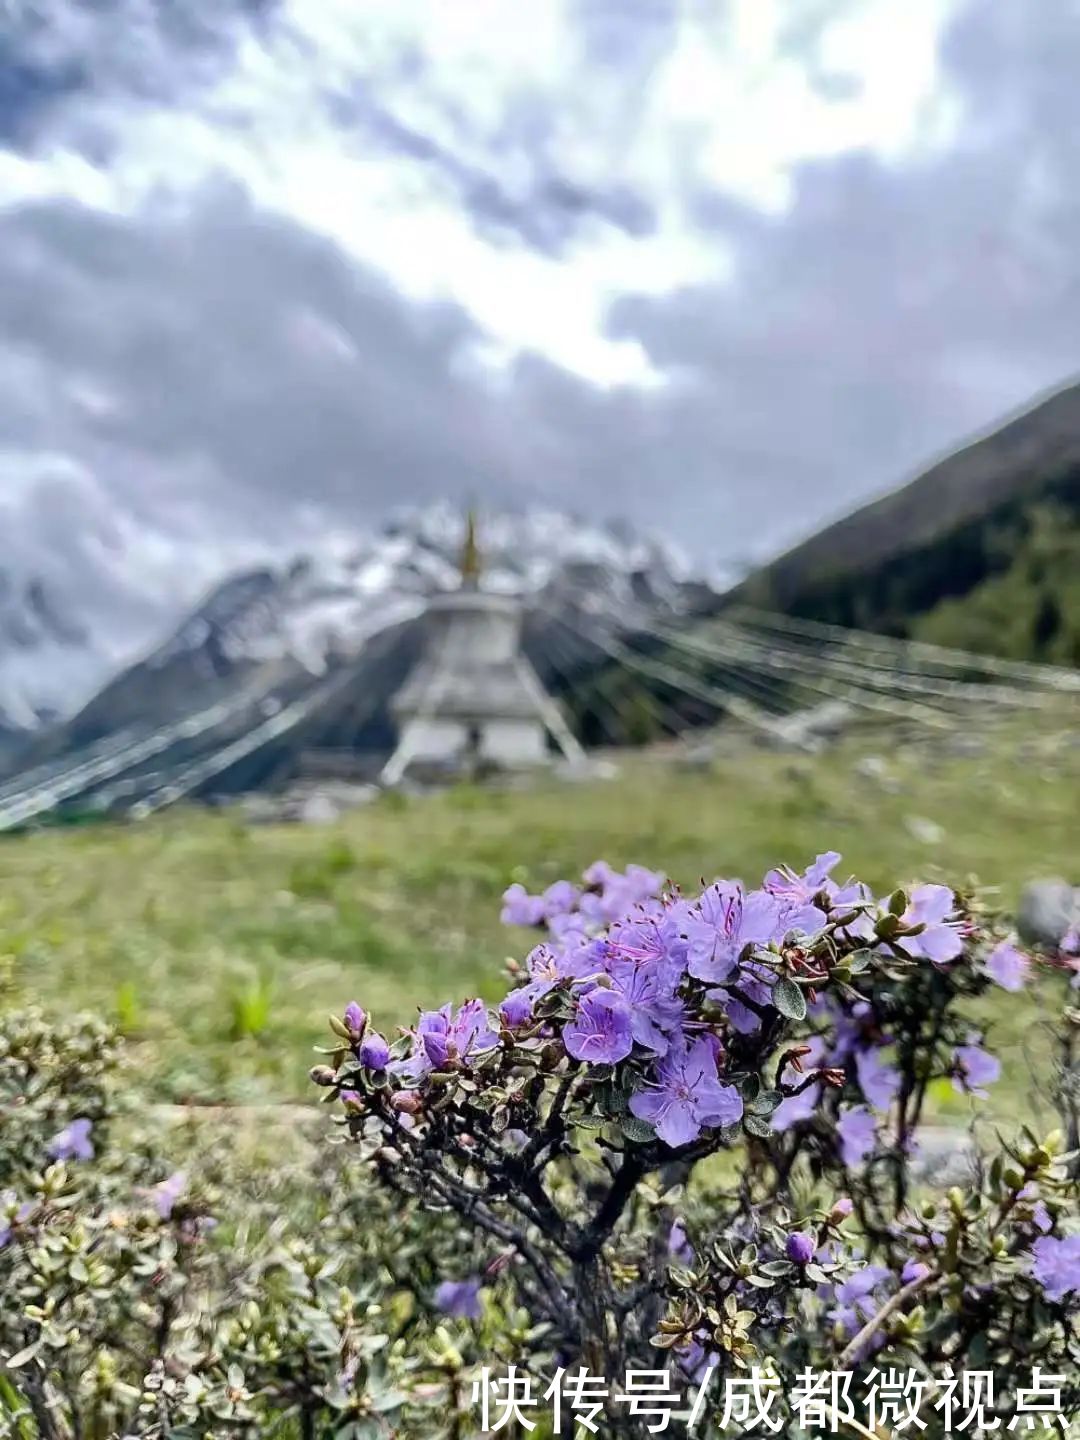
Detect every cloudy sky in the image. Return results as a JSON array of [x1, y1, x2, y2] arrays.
[[2, 0, 1080, 672]]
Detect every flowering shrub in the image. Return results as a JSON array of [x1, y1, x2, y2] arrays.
[[320, 854, 1080, 1433], [0, 1007, 518, 1439]]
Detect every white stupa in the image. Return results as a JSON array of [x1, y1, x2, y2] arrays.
[[381, 512, 584, 785]]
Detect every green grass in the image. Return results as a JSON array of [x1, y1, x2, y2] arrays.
[[1, 715, 1077, 1109]]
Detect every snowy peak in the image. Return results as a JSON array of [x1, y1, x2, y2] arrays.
[[142, 504, 695, 683]]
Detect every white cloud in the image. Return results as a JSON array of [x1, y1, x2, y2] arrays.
[[0, 0, 962, 383]]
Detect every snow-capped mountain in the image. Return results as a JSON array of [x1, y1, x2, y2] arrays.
[[0, 504, 712, 794], [143, 503, 692, 683], [0, 504, 693, 751]]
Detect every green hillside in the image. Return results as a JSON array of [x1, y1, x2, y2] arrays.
[[771, 468, 1080, 661], [737, 377, 1080, 663]]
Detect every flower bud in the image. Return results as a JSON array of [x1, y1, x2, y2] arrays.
[[343, 1002, 367, 1037], [359, 1032, 391, 1070], [786, 1232, 815, 1265], [309, 1065, 337, 1087], [391, 1090, 422, 1115]]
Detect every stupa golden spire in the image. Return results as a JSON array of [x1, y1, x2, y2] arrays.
[[459, 505, 481, 589]]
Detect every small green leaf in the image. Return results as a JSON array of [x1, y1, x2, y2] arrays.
[[620, 1115, 656, 1144], [772, 977, 806, 1021], [743, 1114, 773, 1138], [747, 1088, 783, 1116]]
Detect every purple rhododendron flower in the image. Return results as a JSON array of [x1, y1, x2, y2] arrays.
[[675, 1337, 717, 1387], [581, 862, 665, 925], [901, 884, 964, 963], [985, 940, 1029, 992], [765, 851, 841, 906], [902, 1258, 932, 1284], [952, 1040, 1000, 1098], [396, 1000, 498, 1081], [151, 1171, 187, 1220], [542, 880, 580, 917], [772, 1083, 821, 1132], [500, 883, 546, 928], [359, 1032, 391, 1069], [669, 1220, 694, 1265], [564, 988, 634, 1065], [763, 851, 836, 934], [520, 941, 595, 1006], [830, 1265, 891, 1335], [855, 1047, 900, 1112], [47, 1117, 94, 1162], [605, 956, 684, 1056], [837, 1106, 877, 1166], [685, 883, 781, 985], [629, 1036, 743, 1147], [498, 990, 533, 1029], [1030, 1234, 1080, 1303], [786, 1232, 815, 1265], [343, 1002, 366, 1034], [607, 911, 687, 971], [434, 1278, 483, 1319]]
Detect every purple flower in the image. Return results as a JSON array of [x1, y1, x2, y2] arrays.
[[500, 883, 546, 927], [605, 957, 684, 1056], [786, 1232, 816, 1265], [763, 852, 837, 933], [395, 1000, 498, 1081], [772, 1084, 820, 1132], [629, 1037, 743, 1147], [542, 880, 579, 918], [343, 1002, 366, 1035], [581, 862, 665, 924], [151, 1171, 187, 1220], [669, 1220, 695, 1265], [434, 1278, 483, 1320], [831, 1265, 891, 1336], [520, 941, 595, 1005], [607, 911, 687, 971], [1032, 1201, 1053, 1234], [952, 1040, 1000, 1098], [901, 885, 964, 963], [765, 851, 841, 905], [359, 1031, 391, 1069], [1030, 1234, 1080, 1303], [902, 1259, 931, 1284], [985, 941, 1029, 992], [498, 989, 533, 1029], [46, 1117, 94, 1162], [837, 1106, 877, 1166], [855, 1048, 900, 1112], [685, 883, 781, 985], [675, 1337, 717, 1387], [563, 989, 634, 1065]]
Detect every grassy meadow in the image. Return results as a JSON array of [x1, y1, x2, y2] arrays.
[[1, 714, 1077, 1123]]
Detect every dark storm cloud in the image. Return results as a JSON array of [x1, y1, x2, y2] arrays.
[[0, 187, 527, 531]]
